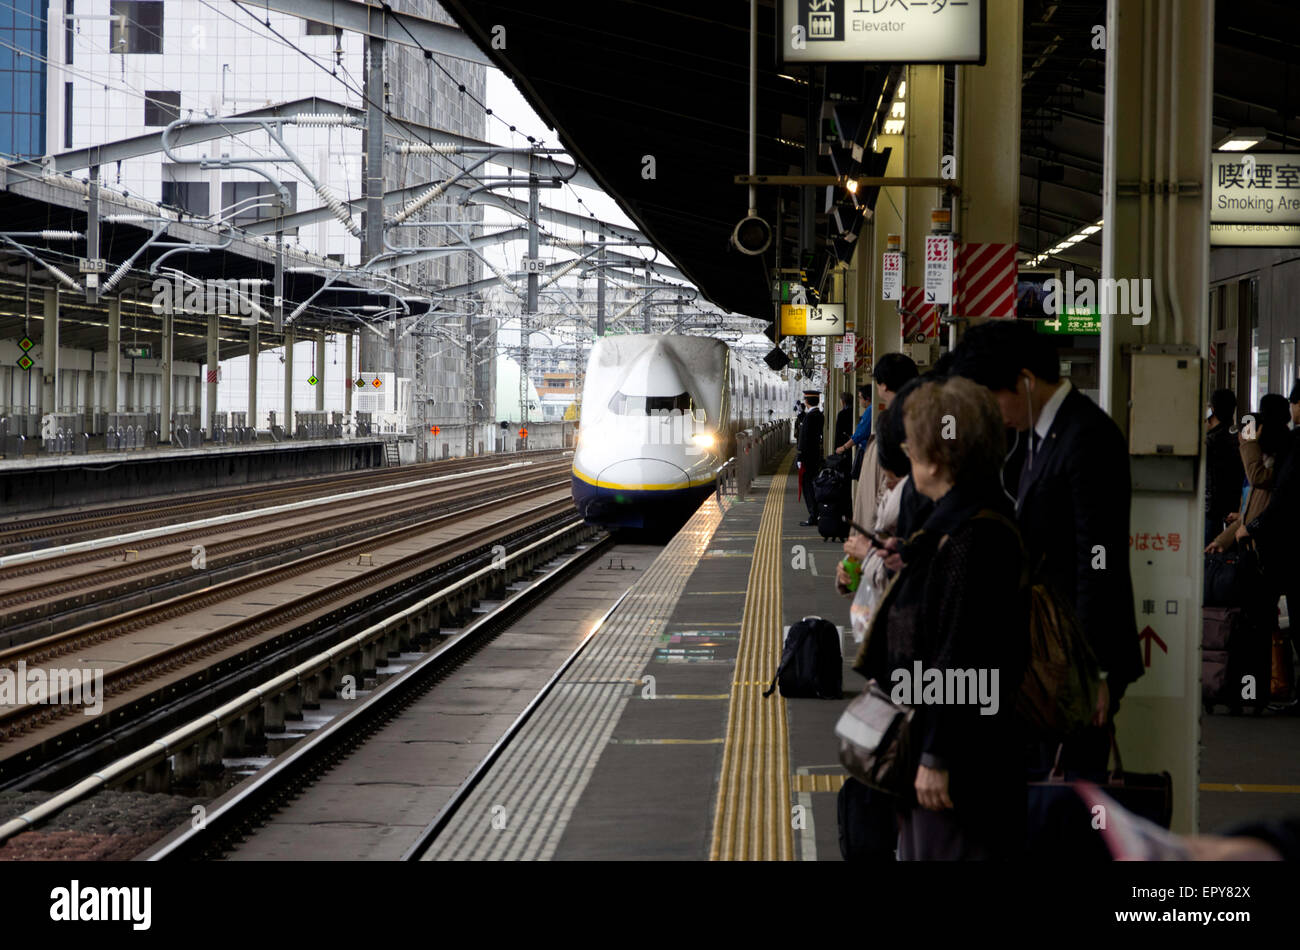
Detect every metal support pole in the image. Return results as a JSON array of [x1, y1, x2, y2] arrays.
[[360, 33, 385, 374], [41, 288, 58, 416], [523, 152, 539, 431], [248, 322, 259, 430], [273, 232, 284, 333], [596, 235, 607, 337], [344, 331, 353, 418], [86, 163, 100, 305], [206, 312, 219, 435], [643, 261, 652, 332], [284, 327, 294, 435], [160, 307, 172, 442], [107, 297, 121, 413], [315, 329, 326, 411]]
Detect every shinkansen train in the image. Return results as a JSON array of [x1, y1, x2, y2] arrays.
[[571, 334, 790, 529]]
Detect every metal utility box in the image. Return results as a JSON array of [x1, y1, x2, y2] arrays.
[[1128, 352, 1201, 456]]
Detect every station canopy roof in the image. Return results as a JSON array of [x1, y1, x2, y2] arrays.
[[444, 0, 1300, 314]]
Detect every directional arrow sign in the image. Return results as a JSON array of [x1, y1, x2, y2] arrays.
[[1138, 625, 1168, 667], [779, 303, 846, 337]]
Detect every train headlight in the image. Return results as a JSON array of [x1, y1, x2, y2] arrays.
[[690, 432, 716, 449]]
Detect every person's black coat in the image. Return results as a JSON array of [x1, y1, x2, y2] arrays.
[[797, 407, 824, 463], [854, 477, 1028, 850], [1247, 426, 1300, 577], [835, 406, 853, 449], [1013, 387, 1144, 694], [1205, 422, 1245, 525]]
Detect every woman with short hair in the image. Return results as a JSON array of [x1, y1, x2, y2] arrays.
[[852, 376, 1029, 860]]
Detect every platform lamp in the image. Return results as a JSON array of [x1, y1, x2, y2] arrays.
[[1214, 128, 1267, 151]]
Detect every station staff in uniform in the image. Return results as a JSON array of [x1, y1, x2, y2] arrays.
[[798, 390, 824, 526]]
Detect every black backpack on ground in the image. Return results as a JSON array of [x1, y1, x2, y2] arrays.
[[837, 777, 898, 861], [763, 616, 842, 699], [813, 466, 851, 541]]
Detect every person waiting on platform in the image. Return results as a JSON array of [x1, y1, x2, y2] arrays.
[[1206, 395, 1292, 556], [796, 390, 824, 527], [834, 392, 855, 458], [852, 376, 1028, 860], [949, 320, 1143, 773], [1205, 389, 1245, 545]]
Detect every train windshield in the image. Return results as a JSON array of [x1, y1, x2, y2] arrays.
[[608, 390, 703, 419]]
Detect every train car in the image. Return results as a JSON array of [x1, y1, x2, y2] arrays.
[[571, 333, 786, 529]]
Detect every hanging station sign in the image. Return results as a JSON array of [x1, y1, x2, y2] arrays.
[[780, 303, 847, 337], [1210, 152, 1300, 247], [780, 0, 986, 65]]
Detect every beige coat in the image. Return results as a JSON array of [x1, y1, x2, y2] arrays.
[[1213, 439, 1275, 550], [852, 434, 889, 534]]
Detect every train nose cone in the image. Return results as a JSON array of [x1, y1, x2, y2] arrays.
[[596, 458, 691, 489]]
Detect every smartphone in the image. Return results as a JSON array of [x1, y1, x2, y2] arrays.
[[845, 519, 888, 547]]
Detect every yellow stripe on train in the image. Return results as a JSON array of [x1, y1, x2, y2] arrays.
[[571, 467, 717, 492]]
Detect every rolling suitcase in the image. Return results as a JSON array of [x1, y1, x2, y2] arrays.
[[813, 465, 851, 541], [1202, 606, 1271, 714]]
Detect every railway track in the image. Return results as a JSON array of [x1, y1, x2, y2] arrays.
[[0, 458, 573, 642], [0, 449, 566, 557], [0, 487, 574, 759], [0, 519, 610, 859], [141, 533, 626, 861]]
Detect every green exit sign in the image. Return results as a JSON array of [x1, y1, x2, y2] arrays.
[[123, 344, 152, 359], [1037, 309, 1102, 335]]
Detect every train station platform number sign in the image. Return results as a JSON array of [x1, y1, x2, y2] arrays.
[[780, 303, 846, 337], [923, 235, 952, 305], [781, 0, 986, 65], [881, 251, 902, 301]]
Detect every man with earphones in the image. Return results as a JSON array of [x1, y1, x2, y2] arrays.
[[950, 320, 1144, 772]]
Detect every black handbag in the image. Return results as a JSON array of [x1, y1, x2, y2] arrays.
[[1204, 547, 1262, 607], [1026, 731, 1173, 858]]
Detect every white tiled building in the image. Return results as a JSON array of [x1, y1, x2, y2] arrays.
[[44, 0, 488, 430]]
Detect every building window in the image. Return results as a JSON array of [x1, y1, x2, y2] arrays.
[[304, 19, 336, 36], [144, 91, 180, 127], [64, 82, 73, 149], [65, 0, 75, 65], [110, 1, 164, 54], [161, 180, 209, 217], [221, 181, 298, 227]]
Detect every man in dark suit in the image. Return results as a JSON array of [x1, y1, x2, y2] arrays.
[[797, 390, 824, 526], [951, 321, 1144, 770]]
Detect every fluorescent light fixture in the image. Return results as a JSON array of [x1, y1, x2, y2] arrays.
[[897, 80, 906, 99], [883, 119, 905, 135], [1081, 225, 1100, 236], [891, 100, 906, 119], [1214, 128, 1266, 151]]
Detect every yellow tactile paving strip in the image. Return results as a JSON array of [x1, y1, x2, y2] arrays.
[[710, 450, 795, 861]]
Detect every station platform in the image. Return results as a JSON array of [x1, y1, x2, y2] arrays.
[[425, 448, 860, 861], [0, 438, 385, 511], [422, 449, 1300, 861]]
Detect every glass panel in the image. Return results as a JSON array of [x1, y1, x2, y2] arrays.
[[607, 390, 701, 418]]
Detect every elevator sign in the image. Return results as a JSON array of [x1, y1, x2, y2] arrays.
[[781, 0, 986, 65]]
